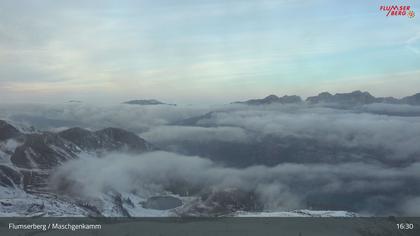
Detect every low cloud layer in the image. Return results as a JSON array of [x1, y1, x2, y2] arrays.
[[141, 125, 251, 144], [218, 108, 419, 158], [50, 151, 420, 216], [0, 103, 210, 132], [3, 102, 420, 215]]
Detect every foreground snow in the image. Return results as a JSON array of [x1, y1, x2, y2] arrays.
[[234, 210, 358, 217], [0, 187, 88, 217], [0, 187, 188, 217], [1, 187, 357, 217]]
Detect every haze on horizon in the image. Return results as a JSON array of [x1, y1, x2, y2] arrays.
[[0, 0, 419, 104]]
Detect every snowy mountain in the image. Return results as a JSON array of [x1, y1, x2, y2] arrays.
[[0, 120, 155, 216]]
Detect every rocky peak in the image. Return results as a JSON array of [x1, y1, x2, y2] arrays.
[[306, 91, 376, 105], [234, 94, 302, 105], [263, 95, 279, 101]]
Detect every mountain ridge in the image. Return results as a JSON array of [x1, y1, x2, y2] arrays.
[[234, 91, 420, 106]]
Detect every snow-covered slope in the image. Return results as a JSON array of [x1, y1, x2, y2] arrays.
[[0, 119, 157, 216]]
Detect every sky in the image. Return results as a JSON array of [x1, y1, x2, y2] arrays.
[[0, 0, 419, 104]]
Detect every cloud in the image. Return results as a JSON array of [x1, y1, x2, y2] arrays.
[[0, 103, 210, 132], [400, 197, 420, 217], [1, 1, 418, 103], [141, 125, 251, 144], [3, 101, 420, 215], [4, 102, 420, 162], [191, 104, 420, 160], [360, 103, 420, 116], [50, 151, 420, 215]]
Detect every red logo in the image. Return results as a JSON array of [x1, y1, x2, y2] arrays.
[[379, 5, 415, 18]]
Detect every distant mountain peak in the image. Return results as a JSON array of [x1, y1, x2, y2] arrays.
[[306, 90, 376, 105], [234, 91, 420, 107], [123, 99, 176, 106], [318, 92, 332, 97], [264, 94, 279, 99], [234, 94, 302, 105]]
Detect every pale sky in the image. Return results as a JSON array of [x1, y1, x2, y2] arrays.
[[0, 0, 419, 104]]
